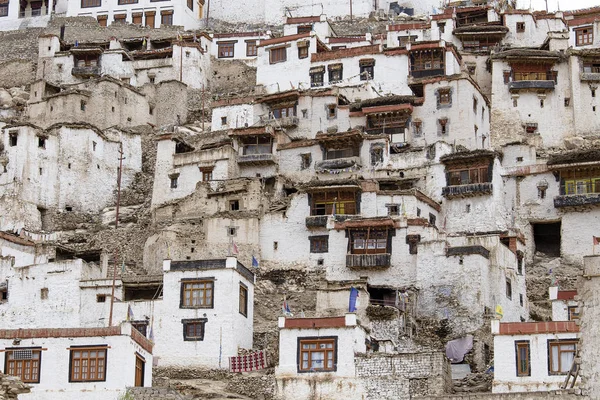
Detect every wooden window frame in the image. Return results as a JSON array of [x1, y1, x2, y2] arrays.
[[359, 60, 374, 81], [239, 283, 248, 317], [218, 41, 235, 58], [180, 279, 214, 308], [97, 14, 108, 26], [131, 320, 148, 336], [309, 235, 329, 253], [113, 14, 127, 23], [270, 104, 296, 119], [200, 167, 213, 182], [4, 348, 42, 384], [328, 64, 343, 84], [447, 164, 490, 186], [81, 0, 101, 8], [348, 228, 390, 255], [187, 0, 193, 10], [310, 190, 358, 216], [269, 47, 287, 64], [515, 341, 530, 377], [438, 88, 451, 105], [516, 22, 525, 33], [145, 11, 155, 28], [118, 0, 137, 4], [568, 306, 580, 321], [245, 40, 257, 57], [160, 10, 173, 26], [310, 69, 324, 87], [297, 337, 337, 373], [0, 4, 7, 16], [69, 346, 107, 382], [410, 49, 445, 78], [575, 27, 593, 46], [131, 12, 143, 24], [548, 339, 578, 375], [298, 45, 309, 59], [182, 318, 207, 341]]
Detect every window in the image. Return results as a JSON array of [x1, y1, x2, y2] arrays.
[[399, 35, 417, 47], [182, 318, 207, 341], [160, 10, 173, 26], [229, 200, 240, 211], [515, 341, 530, 376], [447, 164, 490, 186], [516, 22, 525, 33], [548, 340, 577, 375], [298, 41, 309, 59], [592, 88, 596, 98], [370, 145, 383, 165], [506, 278, 512, 299], [145, 11, 155, 28], [81, 0, 101, 8], [437, 88, 452, 106], [221, 116, 227, 125], [366, 114, 406, 136], [328, 64, 343, 83], [132, 12, 142, 24], [271, 104, 296, 119], [473, 97, 478, 113], [564, 97, 570, 107], [80, 100, 86, 111], [131, 320, 148, 336], [9, 131, 18, 146], [327, 104, 337, 119], [96, 294, 106, 303], [114, 14, 126, 23], [92, 141, 97, 151], [240, 135, 272, 155], [246, 40, 257, 56], [438, 118, 448, 136], [187, 0, 193, 10], [269, 47, 287, 64], [466, 63, 476, 74], [519, 294, 524, 306], [525, 123, 538, 134], [310, 66, 325, 87], [568, 306, 580, 321], [69, 346, 107, 382], [309, 236, 329, 253], [359, 59, 374, 80], [311, 190, 357, 216], [218, 42, 235, 58], [201, 167, 213, 182], [181, 280, 213, 308], [169, 174, 179, 189], [297, 25, 312, 34], [40, 288, 48, 300], [517, 252, 524, 274], [97, 15, 107, 26], [239, 284, 248, 316], [575, 27, 593, 46], [4, 349, 41, 383], [298, 337, 336, 372], [429, 213, 436, 226], [386, 204, 399, 216], [300, 153, 312, 170], [412, 120, 423, 136], [349, 228, 389, 254], [410, 49, 444, 78]]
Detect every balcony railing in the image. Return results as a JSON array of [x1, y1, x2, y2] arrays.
[[19, 7, 49, 18], [71, 66, 101, 77], [305, 215, 328, 228], [554, 194, 600, 208], [315, 156, 361, 172], [410, 68, 445, 79], [442, 182, 492, 199], [509, 80, 555, 91], [346, 253, 391, 269], [237, 153, 276, 165], [265, 116, 299, 128], [580, 72, 600, 82]]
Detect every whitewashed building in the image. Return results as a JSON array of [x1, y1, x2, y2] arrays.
[[550, 287, 579, 322], [492, 319, 579, 393], [0, 323, 153, 400]]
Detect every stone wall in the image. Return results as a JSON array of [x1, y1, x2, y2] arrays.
[[126, 387, 184, 400], [578, 255, 600, 399], [415, 391, 581, 400], [0, 372, 30, 400]]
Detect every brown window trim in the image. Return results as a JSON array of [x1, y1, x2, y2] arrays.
[[239, 283, 248, 317], [348, 227, 391, 255], [515, 340, 530, 377], [269, 46, 287, 64], [309, 235, 329, 253], [548, 339, 577, 375], [297, 336, 337, 373], [217, 41, 236, 58], [182, 318, 207, 341], [180, 278, 214, 309], [245, 40, 257, 57], [4, 348, 42, 384], [69, 345, 108, 382], [310, 189, 358, 216]]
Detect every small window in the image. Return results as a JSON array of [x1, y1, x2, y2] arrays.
[[568, 306, 580, 321], [181, 280, 214, 308], [201, 168, 213, 182], [80, 100, 86, 111], [359, 59, 374, 80], [149, 105, 154, 115], [438, 118, 448, 136], [170, 174, 179, 189], [246, 40, 257, 57], [97, 15, 108, 26], [506, 278, 512, 299], [297, 25, 312, 34], [370, 146, 383, 165], [301, 109, 308, 118], [300, 153, 312, 170], [298, 42, 309, 59], [387, 204, 399, 216], [70, 347, 107, 382], [416, 208, 421, 217], [326, 104, 337, 119], [81, 0, 101, 7], [309, 236, 329, 253], [92, 141, 97, 151], [160, 11, 173, 26], [328, 64, 343, 84], [437, 88, 451, 106], [186, 0, 193, 10], [548, 340, 577, 375], [310, 68, 324, 87], [114, 14, 126, 24], [65, 206, 73, 212], [239, 284, 248, 316], [218, 42, 235, 58], [412, 120, 422, 136], [525, 123, 538, 134], [298, 337, 336, 372], [564, 98, 570, 107], [515, 341, 530, 376], [406, 234, 421, 255], [519, 294, 524, 306], [575, 27, 593, 46], [513, 98, 518, 107], [38, 136, 46, 149], [592, 88, 596, 98], [438, 22, 445, 34], [96, 294, 107, 303], [229, 200, 240, 211], [516, 22, 525, 32], [131, 320, 148, 336], [270, 47, 287, 64], [9, 131, 18, 146], [1, 282, 8, 302], [538, 187, 546, 199], [473, 97, 478, 113], [5, 349, 42, 383], [428, 213, 436, 226], [517, 252, 524, 274], [466, 64, 476, 74], [221, 116, 227, 126], [273, 241, 278, 250], [182, 318, 207, 341], [40, 288, 48, 300], [540, 99, 544, 108]]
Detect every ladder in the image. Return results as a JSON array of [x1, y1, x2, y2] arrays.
[[562, 353, 581, 389]]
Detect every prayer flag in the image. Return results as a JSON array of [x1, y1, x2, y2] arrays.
[[232, 242, 239, 254], [127, 304, 134, 321], [252, 255, 259, 268], [349, 287, 359, 312]]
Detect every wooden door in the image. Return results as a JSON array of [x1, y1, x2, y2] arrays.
[[135, 354, 145, 387]]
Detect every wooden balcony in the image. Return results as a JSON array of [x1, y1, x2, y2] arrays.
[[442, 182, 492, 199], [71, 66, 100, 77], [346, 253, 391, 269], [237, 153, 276, 165], [554, 194, 600, 208]]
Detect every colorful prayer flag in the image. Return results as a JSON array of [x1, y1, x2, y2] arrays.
[[232, 242, 239, 254], [349, 287, 359, 312], [252, 255, 259, 268], [282, 295, 292, 316]]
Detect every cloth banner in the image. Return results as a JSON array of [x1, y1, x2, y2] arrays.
[[445, 335, 473, 364], [229, 350, 267, 373]]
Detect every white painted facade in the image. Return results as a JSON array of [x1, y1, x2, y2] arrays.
[[549, 286, 579, 321], [492, 319, 579, 393], [211, 32, 271, 66], [0, 323, 153, 400]]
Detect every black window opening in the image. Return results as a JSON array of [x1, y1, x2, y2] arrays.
[[532, 222, 561, 257]]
